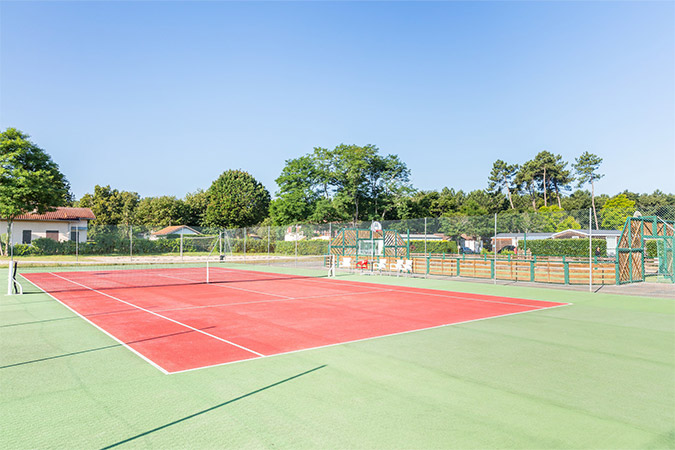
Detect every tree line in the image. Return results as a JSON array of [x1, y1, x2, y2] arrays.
[[2, 128, 674, 237]]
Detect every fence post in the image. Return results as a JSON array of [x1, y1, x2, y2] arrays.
[[493, 212, 497, 284], [244, 227, 247, 262], [564, 261, 569, 285], [589, 207, 593, 292], [294, 225, 298, 266], [180, 232, 184, 260], [129, 225, 133, 261], [424, 217, 427, 255], [530, 256, 535, 282]]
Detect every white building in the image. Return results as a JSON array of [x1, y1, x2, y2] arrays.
[[492, 229, 622, 256], [0, 207, 96, 245]]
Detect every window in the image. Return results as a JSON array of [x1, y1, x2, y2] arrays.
[[71, 231, 77, 242], [22, 230, 32, 245], [46, 230, 59, 242]]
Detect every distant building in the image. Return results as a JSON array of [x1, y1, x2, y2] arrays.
[[0, 207, 96, 245], [150, 225, 201, 240], [492, 229, 622, 256]]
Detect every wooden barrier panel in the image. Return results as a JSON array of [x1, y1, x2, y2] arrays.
[[342, 255, 617, 285]]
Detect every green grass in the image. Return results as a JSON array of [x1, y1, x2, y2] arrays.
[[1, 265, 673, 449]]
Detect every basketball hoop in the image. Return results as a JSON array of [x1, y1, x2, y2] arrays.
[[371, 221, 382, 232]]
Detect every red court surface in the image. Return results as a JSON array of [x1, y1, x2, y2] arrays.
[[22, 267, 568, 374]]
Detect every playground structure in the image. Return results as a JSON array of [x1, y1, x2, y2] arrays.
[[616, 215, 674, 284], [329, 227, 409, 260]]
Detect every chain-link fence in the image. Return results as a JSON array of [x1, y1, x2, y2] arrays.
[[5, 205, 674, 285]]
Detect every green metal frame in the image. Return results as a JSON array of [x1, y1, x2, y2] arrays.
[[329, 227, 409, 259], [616, 216, 675, 284]]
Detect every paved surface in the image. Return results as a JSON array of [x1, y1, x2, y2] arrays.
[[431, 275, 675, 299]]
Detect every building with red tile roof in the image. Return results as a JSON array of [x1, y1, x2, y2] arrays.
[[1, 207, 96, 246]]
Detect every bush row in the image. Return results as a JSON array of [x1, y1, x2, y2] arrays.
[[518, 238, 607, 257], [409, 240, 458, 254]]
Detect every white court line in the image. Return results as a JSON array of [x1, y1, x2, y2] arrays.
[[210, 267, 568, 309], [171, 303, 572, 375], [47, 272, 266, 358], [19, 274, 170, 375]]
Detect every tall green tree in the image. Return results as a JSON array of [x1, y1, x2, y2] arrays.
[[204, 170, 270, 228], [270, 156, 320, 225], [573, 152, 604, 229], [515, 160, 539, 210], [487, 160, 518, 209], [600, 194, 635, 230], [272, 144, 412, 225], [0, 128, 71, 256], [529, 151, 558, 207], [184, 189, 208, 226], [135, 196, 189, 227], [548, 154, 574, 208], [77, 185, 139, 225]]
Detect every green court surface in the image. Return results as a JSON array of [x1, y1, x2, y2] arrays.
[[1, 265, 674, 449]]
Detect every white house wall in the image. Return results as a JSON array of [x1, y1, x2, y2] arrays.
[[0, 220, 89, 245]]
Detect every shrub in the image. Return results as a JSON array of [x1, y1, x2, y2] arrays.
[[518, 238, 607, 257], [409, 240, 458, 254], [12, 244, 38, 256], [274, 240, 328, 256]]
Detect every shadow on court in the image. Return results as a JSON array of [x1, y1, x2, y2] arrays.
[[0, 305, 160, 329], [0, 327, 216, 369], [101, 364, 327, 449]]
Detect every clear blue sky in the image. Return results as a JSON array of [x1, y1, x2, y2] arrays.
[[1, 1, 673, 200]]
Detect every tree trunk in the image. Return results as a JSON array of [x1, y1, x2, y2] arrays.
[[543, 167, 547, 207], [506, 187, 514, 209], [554, 181, 562, 208], [591, 180, 599, 230]]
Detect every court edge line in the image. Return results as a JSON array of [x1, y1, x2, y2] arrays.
[[211, 267, 561, 309], [18, 274, 170, 375], [169, 302, 572, 375], [47, 272, 266, 358]]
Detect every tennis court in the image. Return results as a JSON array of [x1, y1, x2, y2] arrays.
[[4, 263, 674, 449], [22, 267, 567, 373]]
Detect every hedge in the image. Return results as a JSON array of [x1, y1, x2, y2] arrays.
[[518, 238, 607, 257], [409, 240, 458, 254]]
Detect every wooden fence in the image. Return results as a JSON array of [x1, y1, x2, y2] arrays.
[[334, 253, 617, 285]]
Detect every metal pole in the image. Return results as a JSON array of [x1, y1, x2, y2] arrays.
[[7, 222, 12, 295], [129, 225, 133, 261], [76, 226, 79, 262], [180, 232, 184, 260], [267, 226, 271, 264], [494, 213, 497, 285], [424, 217, 427, 255], [294, 225, 298, 266], [589, 207, 592, 293]]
